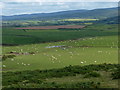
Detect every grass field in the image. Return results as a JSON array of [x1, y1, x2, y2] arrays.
[[2, 35, 118, 71]]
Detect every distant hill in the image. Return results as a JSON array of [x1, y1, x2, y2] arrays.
[[96, 16, 119, 24], [2, 7, 119, 21]]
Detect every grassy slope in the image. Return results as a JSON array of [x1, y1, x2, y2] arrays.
[[2, 24, 119, 88]]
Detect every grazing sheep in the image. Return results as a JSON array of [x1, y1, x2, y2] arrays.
[[62, 48, 66, 50], [11, 59, 14, 61], [51, 56, 57, 60], [81, 62, 83, 64], [98, 51, 102, 53], [21, 49, 23, 52], [3, 65, 6, 67]]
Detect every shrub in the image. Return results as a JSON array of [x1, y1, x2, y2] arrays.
[[28, 78, 43, 84], [2, 54, 16, 61], [29, 52, 35, 54], [60, 81, 101, 88], [2, 64, 120, 88], [84, 72, 101, 78], [111, 66, 120, 79]]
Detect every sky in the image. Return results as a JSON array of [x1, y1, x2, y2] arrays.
[[0, 0, 119, 16]]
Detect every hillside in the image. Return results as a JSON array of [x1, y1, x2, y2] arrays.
[[2, 7, 118, 21], [96, 16, 119, 24]]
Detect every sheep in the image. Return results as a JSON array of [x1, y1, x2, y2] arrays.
[[11, 59, 14, 61], [3, 65, 6, 67], [98, 51, 102, 53], [81, 62, 83, 64]]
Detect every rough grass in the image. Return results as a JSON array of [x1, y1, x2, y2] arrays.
[[2, 64, 120, 88]]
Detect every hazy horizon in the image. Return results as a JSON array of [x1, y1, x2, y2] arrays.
[[2, 6, 118, 17], [0, 2, 118, 16]]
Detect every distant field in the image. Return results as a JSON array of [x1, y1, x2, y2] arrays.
[[2, 18, 99, 27], [61, 19, 99, 21], [2, 24, 118, 45]]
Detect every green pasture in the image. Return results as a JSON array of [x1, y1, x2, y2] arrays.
[[2, 35, 118, 71]]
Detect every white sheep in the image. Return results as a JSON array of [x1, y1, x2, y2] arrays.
[[3, 65, 6, 67], [11, 59, 14, 61], [81, 62, 83, 64]]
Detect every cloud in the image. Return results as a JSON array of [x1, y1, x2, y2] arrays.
[[60, 5, 70, 9], [1, 2, 118, 16], [0, 2, 5, 9], [56, 2, 65, 5], [1, 0, 119, 2]]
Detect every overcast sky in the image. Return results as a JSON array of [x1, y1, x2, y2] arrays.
[[0, 0, 119, 16]]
